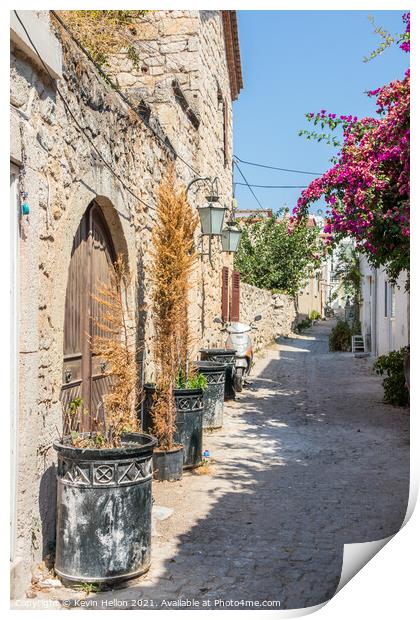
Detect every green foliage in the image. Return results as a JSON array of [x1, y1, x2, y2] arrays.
[[363, 15, 397, 63], [68, 397, 83, 413], [186, 373, 208, 391], [373, 347, 409, 406], [329, 320, 352, 351], [351, 318, 362, 336], [64, 398, 83, 439], [93, 433, 106, 448], [334, 245, 362, 305], [298, 128, 342, 149], [75, 582, 101, 594], [296, 318, 312, 333], [176, 369, 208, 391], [234, 211, 322, 296], [324, 305, 334, 318], [309, 310, 321, 321], [127, 45, 140, 69]]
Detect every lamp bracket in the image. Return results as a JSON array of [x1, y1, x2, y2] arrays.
[[187, 176, 220, 201], [199, 234, 215, 269]]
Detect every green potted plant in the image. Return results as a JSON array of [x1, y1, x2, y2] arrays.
[[54, 256, 156, 586], [309, 309, 321, 323], [146, 167, 206, 479]]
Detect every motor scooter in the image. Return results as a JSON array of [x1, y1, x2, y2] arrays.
[[214, 314, 262, 392]]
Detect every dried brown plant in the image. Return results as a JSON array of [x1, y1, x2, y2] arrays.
[[55, 11, 150, 70], [151, 165, 199, 450], [90, 255, 139, 447]]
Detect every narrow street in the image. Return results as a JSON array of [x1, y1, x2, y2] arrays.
[[10, 11, 411, 613], [93, 319, 410, 610]]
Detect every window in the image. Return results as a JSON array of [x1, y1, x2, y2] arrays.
[[390, 285, 396, 318], [216, 80, 229, 168], [384, 281, 388, 318], [222, 98, 229, 167]]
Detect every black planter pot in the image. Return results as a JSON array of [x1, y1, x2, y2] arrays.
[[53, 432, 157, 585], [200, 348, 236, 400], [153, 445, 184, 481], [173, 388, 204, 468], [142, 384, 204, 470], [193, 360, 226, 429]]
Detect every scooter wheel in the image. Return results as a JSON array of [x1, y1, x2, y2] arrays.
[[234, 368, 244, 392]]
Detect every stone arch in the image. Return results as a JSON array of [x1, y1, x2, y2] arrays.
[[36, 170, 142, 565], [49, 170, 139, 433]]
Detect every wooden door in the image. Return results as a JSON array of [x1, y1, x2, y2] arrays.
[[61, 202, 116, 432]]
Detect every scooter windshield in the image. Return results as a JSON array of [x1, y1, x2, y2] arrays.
[[226, 322, 251, 334]]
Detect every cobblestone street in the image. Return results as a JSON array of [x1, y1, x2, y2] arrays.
[[10, 10, 411, 613], [89, 319, 409, 610], [28, 320, 409, 610]]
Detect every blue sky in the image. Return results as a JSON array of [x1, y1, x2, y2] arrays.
[[233, 10, 409, 216]]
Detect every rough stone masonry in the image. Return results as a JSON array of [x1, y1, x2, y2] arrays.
[[10, 10, 249, 597]]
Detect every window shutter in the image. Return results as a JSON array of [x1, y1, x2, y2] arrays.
[[221, 267, 229, 322], [223, 98, 229, 167], [230, 270, 240, 322]]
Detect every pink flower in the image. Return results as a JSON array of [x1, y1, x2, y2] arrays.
[[295, 28, 409, 278]]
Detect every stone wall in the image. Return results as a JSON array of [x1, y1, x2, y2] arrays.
[[104, 10, 235, 352], [10, 10, 237, 596], [240, 283, 297, 353]]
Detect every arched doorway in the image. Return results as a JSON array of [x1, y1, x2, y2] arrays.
[[61, 201, 116, 432]]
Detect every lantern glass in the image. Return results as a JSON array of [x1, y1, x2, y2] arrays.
[[198, 203, 226, 235], [221, 226, 242, 252]]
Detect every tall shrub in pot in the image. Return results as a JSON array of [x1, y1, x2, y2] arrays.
[[149, 167, 204, 479], [54, 256, 157, 585]]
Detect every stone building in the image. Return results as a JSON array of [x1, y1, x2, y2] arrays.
[[10, 9, 242, 597]]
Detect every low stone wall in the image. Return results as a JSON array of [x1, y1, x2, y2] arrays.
[[240, 283, 297, 353]]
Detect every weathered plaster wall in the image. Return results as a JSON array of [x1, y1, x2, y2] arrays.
[[10, 10, 236, 597], [296, 273, 323, 320], [240, 283, 297, 353], [359, 256, 409, 356]]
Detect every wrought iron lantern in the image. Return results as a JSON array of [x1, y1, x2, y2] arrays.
[[221, 219, 242, 253], [197, 197, 227, 236], [187, 176, 227, 237]]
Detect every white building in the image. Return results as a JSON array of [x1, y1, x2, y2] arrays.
[[324, 241, 353, 316], [359, 255, 409, 356]]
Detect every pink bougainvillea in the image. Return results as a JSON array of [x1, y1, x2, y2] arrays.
[[400, 12, 410, 52], [293, 14, 410, 282]]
